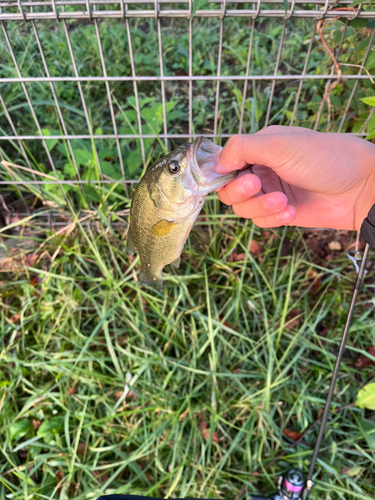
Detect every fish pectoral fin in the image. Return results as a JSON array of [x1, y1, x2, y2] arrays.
[[126, 229, 136, 255], [170, 256, 181, 269], [151, 219, 177, 238], [139, 268, 164, 291]]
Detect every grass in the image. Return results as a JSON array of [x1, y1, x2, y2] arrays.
[[0, 6, 375, 500], [0, 197, 375, 500]]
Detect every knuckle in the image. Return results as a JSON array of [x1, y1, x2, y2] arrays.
[[258, 125, 284, 136], [226, 135, 245, 155]]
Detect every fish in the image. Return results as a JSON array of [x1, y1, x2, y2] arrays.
[[126, 136, 239, 290]]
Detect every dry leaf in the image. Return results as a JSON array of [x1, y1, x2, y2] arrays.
[[56, 471, 63, 492], [249, 240, 263, 255], [30, 275, 42, 286], [77, 442, 86, 455], [284, 309, 300, 330], [232, 252, 246, 262], [179, 409, 189, 421], [283, 429, 303, 441], [198, 413, 207, 432], [201, 428, 219, 443], [67, 382, 79, 395], [307, 269, 321, 294], [0, 253, 38, 271], [115, 389, 137, 400], [93, 470, 109, 483], [32, 419, 41, 431], [355, 347, 375, 369], [201, 428, 210, 440], [219, 317, 232, 329], [9, 314, 21, 324], [198, 413, 219, 442]]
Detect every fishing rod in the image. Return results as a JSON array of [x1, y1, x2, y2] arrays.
[[97, 243, 370, 500], [247, 243, 371, 500]]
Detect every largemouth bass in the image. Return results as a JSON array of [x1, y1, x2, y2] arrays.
[[126, 137, 238, 290]]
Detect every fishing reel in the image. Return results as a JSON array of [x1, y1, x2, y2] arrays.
[[249, 468, 306, 500], [96, 469, 306, 500]]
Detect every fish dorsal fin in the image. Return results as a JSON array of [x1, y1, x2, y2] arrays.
[[151, 219, 177, 237]]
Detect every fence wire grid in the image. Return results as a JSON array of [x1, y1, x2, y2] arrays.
[[0, 0, 375, 204]]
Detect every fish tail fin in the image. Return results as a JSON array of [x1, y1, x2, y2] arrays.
[[139, 266, 164, 291]]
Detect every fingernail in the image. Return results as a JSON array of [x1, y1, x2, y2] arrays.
[[240, 177, 256, 195], [214, 159, 225, 173], [279, 210, 292, 223], [266, 196, 279, 211]]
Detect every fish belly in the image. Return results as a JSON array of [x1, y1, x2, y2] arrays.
[[138, 218, 192, 290], [128, 179, 201, 290]]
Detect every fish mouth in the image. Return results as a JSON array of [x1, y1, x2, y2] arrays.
[[189, 136, 238, 194]]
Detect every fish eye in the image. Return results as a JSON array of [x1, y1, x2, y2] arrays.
[[168, 160, 180, 175]]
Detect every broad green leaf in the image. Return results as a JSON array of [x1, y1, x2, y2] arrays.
[[37, 416, 64, 443], [165, 101, 176, 113], [356, 382, 375, 410], [127, 148, 143, 175], [39, 128, 59, 151], [367, 113, 375, 133], [365, 52, 375, 71], [63, 162, 76, 177], [190, 0, 210, 20], [98, 147, 117, 161], [74, 149, 94, 167], [119, 127, 133, 136], [10, 419, 33, 442], [348, 19, 368, 29], [101, 161, 122, 180], [283, 0, 289, 14], [141, 105, 160, 123], [366, 129, 375, 141], [360, 97, 375, 107], [123, 109, 138, 123]]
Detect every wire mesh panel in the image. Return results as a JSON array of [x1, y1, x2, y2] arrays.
[[0, 0, 374, 204]]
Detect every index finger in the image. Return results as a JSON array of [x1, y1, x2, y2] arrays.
[[214, 129, 320, 174]]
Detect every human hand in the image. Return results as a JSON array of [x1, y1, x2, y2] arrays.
[[215, 126, 375, 231]]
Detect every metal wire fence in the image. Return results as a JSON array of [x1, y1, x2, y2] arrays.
[[0, 0, 374, 205]]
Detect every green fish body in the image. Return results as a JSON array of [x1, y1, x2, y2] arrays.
[[127, 137, 238, 290]]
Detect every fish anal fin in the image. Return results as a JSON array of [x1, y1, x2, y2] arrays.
[[170, 256, 181, 269], [139, 268, 164, 291], [126, 229, 136, 256], [151, 219, 177, 238]]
